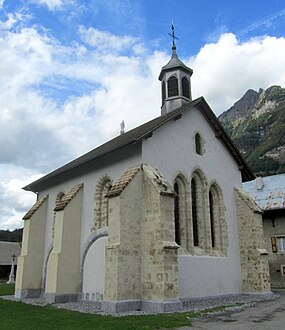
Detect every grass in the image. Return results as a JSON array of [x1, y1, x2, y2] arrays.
[[0, 299, 194, 330], [0, 283, 234, 330], [0, 282, 15, 296]]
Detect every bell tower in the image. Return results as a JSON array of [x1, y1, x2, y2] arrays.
[[159, 24, 193, 115]]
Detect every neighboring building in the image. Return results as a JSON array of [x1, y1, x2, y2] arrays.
[[243, 174, 285, 287], [0, 241, 21, 279], [15, 35, 270, 313]]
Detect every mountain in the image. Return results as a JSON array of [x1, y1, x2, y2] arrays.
[[219, 85, 285, 176]]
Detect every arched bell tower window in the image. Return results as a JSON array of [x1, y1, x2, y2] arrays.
[[167, 75, 178, 97], [182, 77, 190, 98], [162, 81, 166, 103]]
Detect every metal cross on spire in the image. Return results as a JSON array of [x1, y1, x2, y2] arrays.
[[168, 20, 179, 50]]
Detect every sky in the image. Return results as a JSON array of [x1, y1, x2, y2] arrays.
[[1, 0, 285, 230]]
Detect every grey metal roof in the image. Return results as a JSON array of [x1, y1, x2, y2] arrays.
[[158, 50, 193, 80], [23, 97, 254, 192], [243, 173, 285, 211], [0, 241, 21, 265]]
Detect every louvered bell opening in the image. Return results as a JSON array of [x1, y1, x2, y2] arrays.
[[182, 76, 190, 99], [168, 76, 178, 97]]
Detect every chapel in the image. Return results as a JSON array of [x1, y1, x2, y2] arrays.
[[15, 28, 271, 313]]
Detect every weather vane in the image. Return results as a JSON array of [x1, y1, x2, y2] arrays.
[[168, 20, 179, 48]]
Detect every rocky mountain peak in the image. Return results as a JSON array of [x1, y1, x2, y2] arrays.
[[219, 85, 285, 176]]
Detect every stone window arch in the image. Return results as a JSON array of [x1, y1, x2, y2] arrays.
[[52, 192, 65, 239], [162, 80, 166, 103], [167, 75, 178, 97], [190, 169, 208, 251], [182, 76, 190, 98], [173, 174, 189, 250], [93, 176, 112, 231], [208, 183, 228, 255]]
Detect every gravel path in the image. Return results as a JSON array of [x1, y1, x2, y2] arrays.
[[1, 291, 279, 316]]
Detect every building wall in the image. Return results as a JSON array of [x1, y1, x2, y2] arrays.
[[36, 143, 142, 290], [142, 107, 243, 298], [263, 213, 285, 287]]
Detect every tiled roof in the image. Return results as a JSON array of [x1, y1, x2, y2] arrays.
[[243, 174, 285, 211], [0, 241, 21, 265], [22, 196, 48, 220], [23, 97, 254, 192], [54, 183, 83, 211], [105, 163, 176, 198], [105, 165, 141, 198]]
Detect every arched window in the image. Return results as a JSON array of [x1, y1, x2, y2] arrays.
[[173, 174, 189, 250], [174, 182, 181, 245], [93, 176, 112, 231], [208, 183, 228, 255], [191, 178, 199, 246], [162, 81, 166, 103], [195, 133, 202, 155], [182, 77, 190, 98], [209, 190, 215, 248], [167, 75, 178, 97]]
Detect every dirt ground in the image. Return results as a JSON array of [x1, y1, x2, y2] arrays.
[[178, 290, 285, 330]]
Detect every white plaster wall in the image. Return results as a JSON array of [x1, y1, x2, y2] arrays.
[[82, 236, 108, 300], [142, 107, 243, 297]]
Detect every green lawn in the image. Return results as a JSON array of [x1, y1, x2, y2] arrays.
[[0, 282, 15, 295], [0, 298, 195, 330]]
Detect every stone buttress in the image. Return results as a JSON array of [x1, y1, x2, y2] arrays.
[[235, 187, 271, 293], [103, 164, 181, 313], [45, 184, 83, 303], [15, 196, 48, 299]]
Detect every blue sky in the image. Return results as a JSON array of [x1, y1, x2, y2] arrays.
[[1, 0, 285, 230]]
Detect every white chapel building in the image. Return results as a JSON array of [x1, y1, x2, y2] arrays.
[[15, 36, 271, 313]]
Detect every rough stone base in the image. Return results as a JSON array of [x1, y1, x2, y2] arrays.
[[102, 300, 141, 313], [142, 300, 182, 313], [102, 299, 182, 314], [14, 289, 42, 299], [44, 293, 78, 303]]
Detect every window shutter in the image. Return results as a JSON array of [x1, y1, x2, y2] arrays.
[[271, 236, 277, 253], [167, 76, 178, 97]]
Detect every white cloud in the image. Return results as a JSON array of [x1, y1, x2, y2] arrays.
[[0, 165, 42, 230], [190, 33, 285, 114], [30, 0, 75, 11], [0, 0, 4, 9], [78, 26, 139, 53]]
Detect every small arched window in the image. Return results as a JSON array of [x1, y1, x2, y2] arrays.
[[167, 75, 178, 97], [162, 81, 166, 103], [191, 178, 199, 246], [182, 77, 190, 98], [195, 133, 202, 155]]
